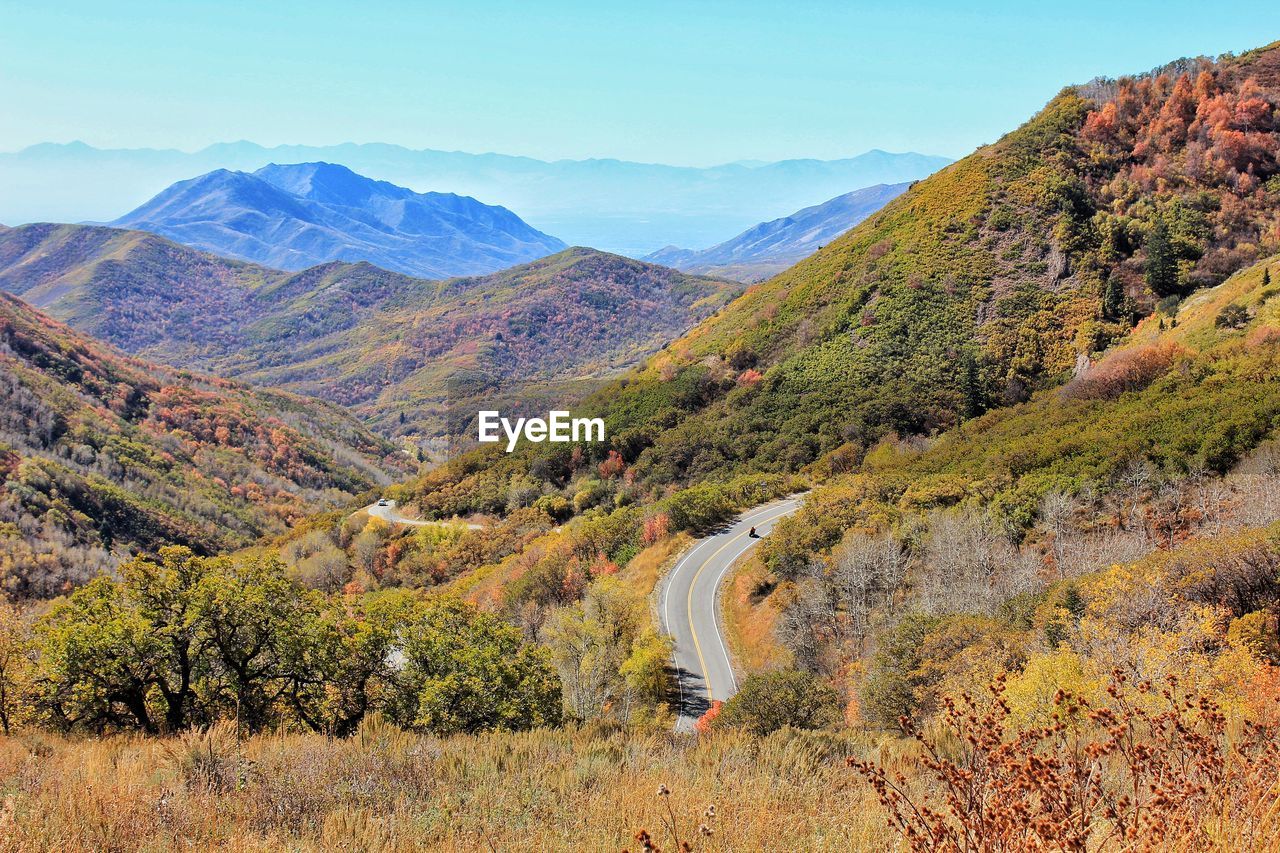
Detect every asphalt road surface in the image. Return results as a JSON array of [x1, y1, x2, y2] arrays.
[[658, 495, 804, 731], [362, 500, 484, 529]]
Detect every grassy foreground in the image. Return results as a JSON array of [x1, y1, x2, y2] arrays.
[[0, 721, 893, 852]]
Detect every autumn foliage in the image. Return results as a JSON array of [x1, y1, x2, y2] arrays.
[[1062, 341, 1188, 400], [853, 671, 1280, 851]]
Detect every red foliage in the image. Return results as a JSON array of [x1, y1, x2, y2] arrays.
[[694, 700, 723, 735], [598, 449, 627, 480], [589, 552, 620, 577], [1062, 341, 1188, 401], [642, 513, 671, 546]]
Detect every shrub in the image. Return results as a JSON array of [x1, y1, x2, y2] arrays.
[[1061, 341, 1188, 401], [853, 671, 1280, 851], [714, 669, 841, 736], [1216, 303, 1250, 329]]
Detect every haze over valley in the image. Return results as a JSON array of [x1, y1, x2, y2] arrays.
[[0, 142, 950, 255]]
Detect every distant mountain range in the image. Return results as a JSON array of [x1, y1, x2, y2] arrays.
[[0, 142, 952, 254], [108, 162, 566, 278], [0, 223, 740, 436], [645, 182, 911, 281]]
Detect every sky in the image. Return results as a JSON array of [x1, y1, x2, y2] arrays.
[[1, 1, 1277, 165]]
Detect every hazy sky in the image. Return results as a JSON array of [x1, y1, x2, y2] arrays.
[[2, 1, 1275, 164]]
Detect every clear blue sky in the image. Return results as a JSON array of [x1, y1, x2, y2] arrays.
[[2, 0, 1276, 164]]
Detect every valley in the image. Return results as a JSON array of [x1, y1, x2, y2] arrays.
[[0, 225, 741, 438], [2, 24, 1280, 852]]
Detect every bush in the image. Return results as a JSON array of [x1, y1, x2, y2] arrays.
[[1216, 303, 1250, 329], [714, 669, 841, 735], [1061, 341, 1187, 401], [854, 671, 1280, 851]]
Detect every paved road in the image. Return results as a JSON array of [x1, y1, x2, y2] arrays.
[[362, 500, 485, 529], [658, 496, 804, 731]]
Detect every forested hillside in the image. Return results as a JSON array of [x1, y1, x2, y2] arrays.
[[0, 293, 403, 598], [747, 254, 1280, 708], [385, 42, 1280, 523], [0, 228, 740, 435]]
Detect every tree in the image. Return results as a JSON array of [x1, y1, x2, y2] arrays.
[[283, 589, 420, 736], [37, 578, 168, 732], [387, 598, 562, 735], [542, 576, 667, 721], [860, 613, 940, 728], [34, 549, 318, 734], [714, 668, 842, 735], [1144, 217, 1181, 297], [1102, 275, 1126, 321], [0, 600, 33, 734], [118, 547, 214, 731], [196, 554, 316, 730]]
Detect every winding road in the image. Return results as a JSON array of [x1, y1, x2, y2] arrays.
[[658, 495, 804, 731], [362, 500, 485, 530]]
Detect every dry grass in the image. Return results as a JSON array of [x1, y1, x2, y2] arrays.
[[0, 721, 896, 852], [722, 552, 791, 674], [1125, 257, 1280, 352]]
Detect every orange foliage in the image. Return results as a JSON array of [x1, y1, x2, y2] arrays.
[[642, 513, 671, 546], [854, 670, 1280, 851], [694, 700, 723, 735], [1062, 341, 1189, 400]]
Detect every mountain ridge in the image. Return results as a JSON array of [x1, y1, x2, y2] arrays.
[[0, 224, 741, 436], [1, 145, 952, 253], [109, 162, 567, 277], [645, 182, 911, 281]]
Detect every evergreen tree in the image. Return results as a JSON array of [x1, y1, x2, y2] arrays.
[[1145, 218, 1180, 297], [1102, 276, 1125, 320]]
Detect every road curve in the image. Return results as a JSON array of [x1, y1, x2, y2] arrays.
[[362, 500, 485, 530], [658, 495, 803, 731]]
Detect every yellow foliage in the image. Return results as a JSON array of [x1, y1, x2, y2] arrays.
[[1002, 648, 1104, 730]]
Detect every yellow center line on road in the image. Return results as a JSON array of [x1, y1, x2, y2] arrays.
[[685, 502, 796, 703]]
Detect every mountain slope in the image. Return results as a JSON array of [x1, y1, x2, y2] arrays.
[[385, 42, 1280, 523], [110, 162, 567, 277], [645, 182, 910, 282], [0, 222, 282, 356], [0, 292, 405, 598], [765, 253, 1280, 570], [1, 145, 951, 254], [217, 247, 743, 433], [0, 226, 740, 435]]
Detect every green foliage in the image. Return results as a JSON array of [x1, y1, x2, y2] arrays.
[[1145, 218, 1182, 296], [715, 668, 842, 735], [388, 598, 562, 735], [541, 576, 669, 722], [31, 548, 558, 736], [859, 613, 940, 728], [1216, 304, 1250, 329]]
